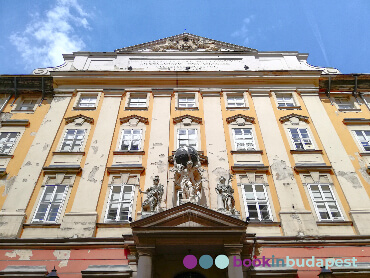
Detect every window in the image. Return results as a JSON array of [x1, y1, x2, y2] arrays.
[[178, 94, 196, 108], [276, 93, 295, 107], [335, 97, 354, 109], [105, 184, 134, 222], [0, 132, 19, 154], [177, 190, 183, 206], [242, 183, 272, 221], [307, 184, 343, 221], [77, 95, 97, 108], [60, 129, 86, 152], [128, 94, 147, 108], [288, 128, 314, 150], [232, 128, 255, 150], [177, 129, 197, 149], [354, 130, 370, 152], [32, 185, 68, 223], [227, 94, 245, 108], [18, 99, 37, 111], [120, 129, 142, 151]]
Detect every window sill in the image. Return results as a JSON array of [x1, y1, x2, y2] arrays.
[[73, 106, 97, 110], [277, 106, 301, 110], [52, 151, 85, 155], [11, 109, 35, 113], [290, 149, 323, 154], [0, 154, 14, 158], [226, 106, 249, 110], [316, 220, 352, 226], [231, 150, 263, 154], [113, 150, 145, 155], [338, 108, 361, 112], [125, 107, 148, 111], [97, 222, 131, 228], [359, 152, 370, 156], [24, 223, 61, 228], [248, 221, 280, 226], [294, 163, 332, 172], [175, 107, 199, 111]]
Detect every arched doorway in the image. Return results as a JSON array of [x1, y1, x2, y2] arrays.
[[174, 271, 206, 278]]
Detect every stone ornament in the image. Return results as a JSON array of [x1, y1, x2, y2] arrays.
[[151, 36, 221, 52], [140, 176, 164, 212], [215, 175, 240, 216]]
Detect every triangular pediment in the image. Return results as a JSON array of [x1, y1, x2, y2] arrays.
[[131, 202, 247, 228], [115, 33, 257, 53]]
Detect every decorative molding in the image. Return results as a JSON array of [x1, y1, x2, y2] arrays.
[[279, 113, 309, 123], [120, 115, 149, 125], [173, 114, 202, 125], [226, 114, 255, 124], [65, 114, 94, 125]]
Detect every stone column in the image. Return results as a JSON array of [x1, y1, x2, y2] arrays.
[[144, 90, 172, 209], [301, 91, 370, 234], [0, 95, 71, 238], [137, 246, 154, 278], [60, 93, 121, 237], [251, 90, 318, 236], [201, 90, 230, 210], [225, 245, 244, 278]]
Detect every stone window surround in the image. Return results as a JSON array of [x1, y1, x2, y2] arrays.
[[28, 173, 76, 225], [223, 90, 249, 110], [282, 117, 317, 151], [11, 95, 41, 113], [0, 125, 25, 156], [115, 116, 148, 152], [272, 90, 301, 110], [347, 125, 370, 153], [173, 116, 202, 151], [73, 90, 102, 110], [236, 173, 277, 222], [301, 172, 347, 222], [331, 93, 361, 112], [124, 91, 150, 110], [227, 116, 260, 152], [174, 90, 199, 110], [100, 173, 140, 224], [56, 116, 93, 153]]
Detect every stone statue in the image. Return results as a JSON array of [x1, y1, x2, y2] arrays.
[[216, 175, 237, 214], [139, 176, 164, 212]]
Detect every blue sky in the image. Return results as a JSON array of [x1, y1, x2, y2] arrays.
[[1, 0, 369, 75]]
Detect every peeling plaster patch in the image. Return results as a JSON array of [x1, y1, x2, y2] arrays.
[[22, 179, 27, 182], [337, 171, 362, 188], [43, 143, 49, 151], [348, 155, 355, 161], [5, 250, 33, 260], [271, 159, 294, 181], [91, 146, 98, 154], [93, 140, 97, 144], [0, 113, 13, 121], [30, 132, 37, 136], [53, 250, 71, 268], [88, 166, 98, 183], [3, 176, 16, 196], [53, 97, 67, 102], [25, 161, 32, 166]]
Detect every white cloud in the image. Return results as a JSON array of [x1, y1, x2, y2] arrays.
[[10, 0, 90, 72], [231, 15, 256, 45]]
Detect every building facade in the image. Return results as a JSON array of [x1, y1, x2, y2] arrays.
[[0, 33, 370, 277]]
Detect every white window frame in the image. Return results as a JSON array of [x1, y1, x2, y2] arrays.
[[60, 129, 86, 152], [127, 94, 147, 108], [119, 129, 142, 151], [307, 183, 344, 221], [177, 190, 183, 206], [0, 132, 20, 154], [276, 93, 296, 107], [226, 94, 246, 108], [288, 128, 314, 150], [18, 99, 38, 111], [241, 183, 273, 221], [178, 94, 196, 108], [104, 184, 135, 223], [177, 128, 198, 150], [232, 128, 256, 150], [334, 96, 355, 110], [353, 130, 370, 152], [77, 95, 97, 108], [32, 185, 68, 223]]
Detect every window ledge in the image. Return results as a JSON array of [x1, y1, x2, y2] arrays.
[[343, 118, 370, 125], [43, 165, 82, 173], [358, 152, 370, 156], [0, 119, 30, 126], [338, 108, 362, 112], [97, 222, 131, 228], [24, 223, 61, 228], [278, 106, 302, 110], [125, 107, 148, 111], [290, 149, 323, 154], [231, 150, 263, 154], [11, 109, 35, 113], [73, 106, 97, 110], [248, 221, 280, 226], [0, 154, 14, 158], [316, 221, 352, 226], [52, 151, 85, 155], [175, 107, 199, 111], [231, 164, 269, 172], [113, 150, 145, 155], [226, 106, 249, 110], [294, 163, 332, 172], [107, 164, 145, 173]]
